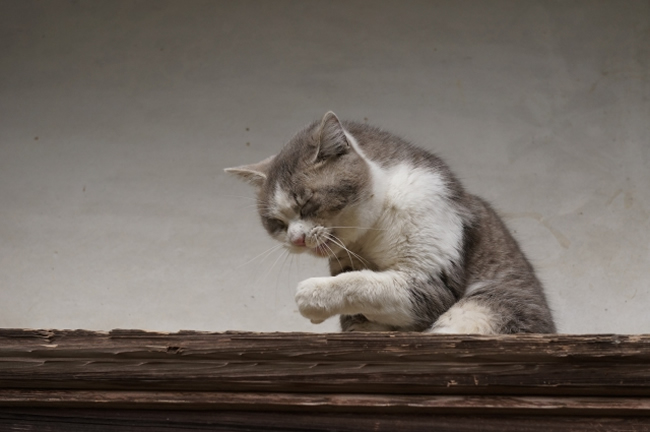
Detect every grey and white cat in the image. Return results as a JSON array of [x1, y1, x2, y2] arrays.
[[226, 112, 555, 334]]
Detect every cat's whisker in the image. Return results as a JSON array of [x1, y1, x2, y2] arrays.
[[261, 247, 289, 282], [325, 247, 344, 271], [287, 252, 297, 294], [236, 201, 274, 212], [330, 234, 370, 267], [324, 232, 369, 269], [218, 194, 258, 200], [328, 225, 388, 231], [218, 194, 264, 204], [246, 204, 279, 212], [318, 232, 343, 269], [274, 248, 292, 303], [321, 233, 354, 270], [237, 243, 285, 269]]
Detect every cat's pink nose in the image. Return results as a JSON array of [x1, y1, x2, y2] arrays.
[[291, 234, 306, 247]]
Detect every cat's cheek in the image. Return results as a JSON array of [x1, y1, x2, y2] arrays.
[[295, 277, 336, 324]]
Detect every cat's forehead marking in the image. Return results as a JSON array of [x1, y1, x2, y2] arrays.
[[273, 183, 298, 220]]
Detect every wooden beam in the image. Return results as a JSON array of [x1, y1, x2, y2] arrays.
[[1, 329, 650, 430], [2, 390, 650, 415], [2, 330, 650, 395]]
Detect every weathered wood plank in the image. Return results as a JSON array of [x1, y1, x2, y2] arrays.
[[1, 330, 650, 396], [1, 390, 650, 415], [3, 330, 650, 360], [1, 408, 649, 432], [2, 330, 650, 430]]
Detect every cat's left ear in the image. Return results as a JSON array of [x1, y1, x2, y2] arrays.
[[314, 111, 351, 162], [224, 155, 275, 188]]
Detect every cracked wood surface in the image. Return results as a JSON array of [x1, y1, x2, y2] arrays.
[[1, 330, 650, 430], [1, 330, 650, 395]]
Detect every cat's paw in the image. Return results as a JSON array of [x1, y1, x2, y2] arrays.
[[295, 277, 337, 324]]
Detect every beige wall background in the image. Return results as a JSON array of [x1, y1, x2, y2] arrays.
[[1, 1, 648, 333]]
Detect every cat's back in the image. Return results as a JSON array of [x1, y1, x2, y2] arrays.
[[344, 121, 448, 171]]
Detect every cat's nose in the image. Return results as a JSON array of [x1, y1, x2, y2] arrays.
[[291, 234, 306, 247]]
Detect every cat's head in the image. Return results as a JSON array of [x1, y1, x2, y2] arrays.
[[225, 112, 374, 258]]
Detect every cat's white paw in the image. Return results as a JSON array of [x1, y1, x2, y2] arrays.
[[295, 277, 337, 324]]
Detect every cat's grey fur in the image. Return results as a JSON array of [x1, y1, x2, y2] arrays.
[[226, 112, 555, 334]]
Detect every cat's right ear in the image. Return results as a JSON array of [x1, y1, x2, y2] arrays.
[[224, 155, 275, 188], [314, 111, 351, 162]]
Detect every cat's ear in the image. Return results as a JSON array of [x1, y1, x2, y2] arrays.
[[224, 155, 275, 188], [314, 111, 351, 162]]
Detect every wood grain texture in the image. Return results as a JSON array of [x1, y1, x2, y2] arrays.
[[2, 408, 649, 432], [1, 330, 650, 430], [2, 330, 650, 395], [2, 390, 650, 415], [2, 409, 650, 432]]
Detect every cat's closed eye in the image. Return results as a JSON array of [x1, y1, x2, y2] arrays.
[[265, 218, 287, 232]]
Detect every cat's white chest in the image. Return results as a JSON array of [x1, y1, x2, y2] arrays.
[[361, 163, 464, 272]]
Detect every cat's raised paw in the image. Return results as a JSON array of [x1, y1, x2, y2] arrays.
[[295, 277, 336, 324]]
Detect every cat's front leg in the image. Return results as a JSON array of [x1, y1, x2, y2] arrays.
[[294, 271, 414, 326], [295, 270, 452, 328], [295, 276, 341, 324]]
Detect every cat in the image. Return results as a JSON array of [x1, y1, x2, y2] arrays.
[[225, 112, 556, 334]]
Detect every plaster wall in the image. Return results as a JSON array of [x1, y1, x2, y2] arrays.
[[1, 1, 648, 333]]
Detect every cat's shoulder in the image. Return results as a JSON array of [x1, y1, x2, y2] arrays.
[[344, 121, 449, 171]]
